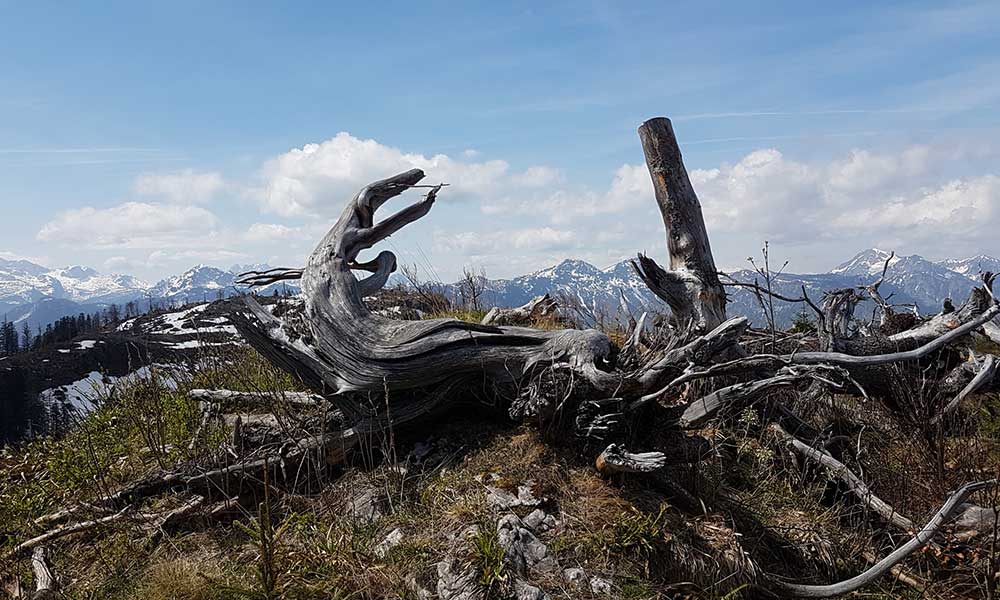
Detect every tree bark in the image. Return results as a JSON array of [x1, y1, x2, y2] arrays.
[[632, 117, 727, 332], [30, 547, 56, 600], [231, 170, 619, 424]]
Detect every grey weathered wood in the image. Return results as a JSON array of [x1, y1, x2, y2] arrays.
[[887, 285, 994, 346], [769, 479, 997, 598], [930, 354, 997, 425], [187, 389, 327, 408], [632, 117, 727, 331], [595, 443, 666, 474], [818, 288, 862, 352], [771, 424, 916, 532], [678, 372, 800, 428], [232, 170, 619, 423], [31, 547, 57, 600], [663, 293, 1000, 390], [636, 316, 748, 395], [981, 320, 1000, 345], [863, 251, 895, 330], [481, 294, 558, 326], [12, 510, 130, 556]]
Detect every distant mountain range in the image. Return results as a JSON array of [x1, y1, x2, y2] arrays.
[[0, 259, 294, 332], [433, 249, 1000, 328], [2, 249, 998, 331]]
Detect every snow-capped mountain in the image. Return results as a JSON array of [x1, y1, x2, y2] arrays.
[[48, 265, 151, 304], [0, 261, 297, 331], [0, 258, 150, 309], [831, 248, 902, 276], [2, 248, 999, 332], [438, 249, 1000, 328], [0, 258, 65, 307], [149, 264, 299, 305], [469, 259, 659, 319], [149, 265, 237, 304], [939, 255, 1000, 278]]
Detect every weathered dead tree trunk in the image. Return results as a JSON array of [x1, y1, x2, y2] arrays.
[[232, 170, 620, 427], [631, 117, 728, 332]]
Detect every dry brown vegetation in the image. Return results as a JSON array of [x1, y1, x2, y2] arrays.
[[0, 328, 998, 599]]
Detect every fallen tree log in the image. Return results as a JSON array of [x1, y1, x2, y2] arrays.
[[187, 389, 327, 408], [481, 294, 558, 326]]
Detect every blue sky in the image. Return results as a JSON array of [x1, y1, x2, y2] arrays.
[[3, 1, 1000, 282]]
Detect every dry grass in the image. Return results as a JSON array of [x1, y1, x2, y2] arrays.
[[139, 553, 228, 600], [3, 329, 1000, 599]]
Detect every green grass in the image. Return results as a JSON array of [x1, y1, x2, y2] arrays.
[[471, 520, 508, 598]]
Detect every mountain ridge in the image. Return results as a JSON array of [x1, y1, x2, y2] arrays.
[[1, 249, 997, 330]]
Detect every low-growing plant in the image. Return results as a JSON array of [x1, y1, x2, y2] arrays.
[[471, 521, 508, 597]]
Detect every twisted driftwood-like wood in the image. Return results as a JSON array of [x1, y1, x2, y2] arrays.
[[232, 170, 618, 421], [481, 294, 558, 326]]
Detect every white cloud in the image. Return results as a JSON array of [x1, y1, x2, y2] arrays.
[[256, 132, 555, 217], [145, 249, 249, 267], [0, 250, 49, 265], [134, 169, 227, 204], [244, 223, 300, 242], [103, 255, 144, 272], [37, 202, 218, 248], [832, 176, 998, 233], [510, 166, 564, 187], [433, 227, 578, 256], [825, 147, 930, 194], [483, 164, 652, 224], [690, 146, 1000, 248], [32, 130, 1000, 281]]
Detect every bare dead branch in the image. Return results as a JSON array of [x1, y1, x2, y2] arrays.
[[595, 443, 667, 474], [768, 479, 998, 598], [930, 354, 998, 425], [771, 424, 916, 532]]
